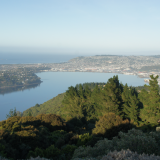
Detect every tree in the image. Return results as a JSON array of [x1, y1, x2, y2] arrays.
[[16, 111, 23, 117], [78, 84, 85, 99], [90, 85, 103, 118], [91, 84, 101, 103], [27, 110, 32, 116], [139, 75, 160, 124], [6, 107, 17, 119], [84, 85, 91, 99], [62, 84, 95, 120], [62, 86, 84, 118], [122, 84, 139, 123], [102, 75, 122, 115], [92, 112, 130, 139]]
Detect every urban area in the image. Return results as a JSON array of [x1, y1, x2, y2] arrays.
[[0, 55, 160, 88]]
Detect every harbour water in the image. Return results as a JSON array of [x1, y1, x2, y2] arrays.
[[0, 71, 146, 121]]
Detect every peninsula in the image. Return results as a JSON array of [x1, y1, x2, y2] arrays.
[[1, 55, 160, 89]]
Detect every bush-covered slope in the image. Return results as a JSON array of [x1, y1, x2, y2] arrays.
[[22, 93, 65, 118], [72, 128, 160, 159], [1, 114, 160, 160], [21, 82, 107, 119], [2, 74, 160, 160], [0, 114, 68, 160], [21, 81, 160, 122]]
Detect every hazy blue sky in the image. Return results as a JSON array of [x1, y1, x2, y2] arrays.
[[0, 0, 160, 55]]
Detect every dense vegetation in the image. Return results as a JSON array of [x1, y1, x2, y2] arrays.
[[22, 82, 156, 119], [0, 68, 42, 88], [1, 75, 160, 160]]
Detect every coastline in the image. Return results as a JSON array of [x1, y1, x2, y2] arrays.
[[0, 69, 153, 90], [0, 81, 42, 89]]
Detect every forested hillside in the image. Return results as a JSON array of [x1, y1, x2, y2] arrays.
[[22, 81, 159, 120], [22, 82, 106, 118], [22, 93, 65, 118], [22, 75, 160, 125], [1, 75, 160, 160]]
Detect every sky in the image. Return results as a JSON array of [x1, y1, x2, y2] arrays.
[[0, 0, 160, 56]]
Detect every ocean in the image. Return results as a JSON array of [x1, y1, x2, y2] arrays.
[[0, 53, 82, 64], [0, 72, 146, 122]]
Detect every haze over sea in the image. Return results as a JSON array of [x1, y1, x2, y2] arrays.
[[0, 54, 146, 121], [0, 53, 81, 64]]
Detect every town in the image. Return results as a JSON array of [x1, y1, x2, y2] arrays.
[[0, 55, 160, 87]]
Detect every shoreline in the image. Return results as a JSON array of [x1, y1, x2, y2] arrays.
[[0, 70, 157, 90], [0, 81, 42, 89]]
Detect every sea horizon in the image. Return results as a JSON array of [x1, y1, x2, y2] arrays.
[[0, 53, 85, 64]]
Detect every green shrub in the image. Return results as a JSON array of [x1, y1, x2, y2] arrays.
[[1, 143, 18, 160], [55, 138, 65, 148], [149, 131, 160, 146], [34, 147, 44, 158], [63, 132, 74, 143], [38, 125, 50, 133], [85, 136, 103, 147], [15, 130, 39, 150], [115, 128, 159, 155], [49, 130, 67, 144], [27, 145, 63, 160], [27, 147, 45, 159], [12, 122, 21, 132], [44, 145, 62, 159], [36, 114, 64, 128], [72, 145, 94, 159], [66, 117, 83, 127], [35, 114, 66, 132], [62, 145, 77, 155], [70, 134, 79, 145], [0, 143, 7, 158], [3, 116, 21, 131], [26, 150, 36, 159], [72, 149, 160, 160], [0, 121, 6, 130], [72, 128, 160, 159], [18, 116, 37, 123], [101, 149, 160, 160], [77, 133, 92, 146], [92, 112, 132, 139], [51, 130, 67, 137], [18, 143, 31, 159]]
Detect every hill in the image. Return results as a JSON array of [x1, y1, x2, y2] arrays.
[[2, 74, 160, 160], [21, 81, 160, 120], [22, 93, 65, 118], [22, 82, 107, 119]]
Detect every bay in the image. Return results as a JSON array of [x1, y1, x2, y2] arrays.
[[0, 72, 146, 121]]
